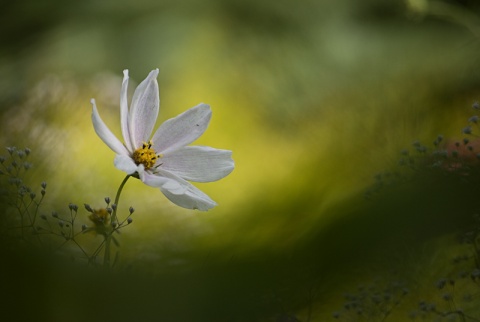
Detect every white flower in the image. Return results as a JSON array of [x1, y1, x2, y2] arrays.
[[91, 69, 234, 211]]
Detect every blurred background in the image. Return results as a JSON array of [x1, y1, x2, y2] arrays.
[[2, 0, 480, 321]]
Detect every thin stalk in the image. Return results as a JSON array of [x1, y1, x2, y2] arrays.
[[103, 175, 130, 268]]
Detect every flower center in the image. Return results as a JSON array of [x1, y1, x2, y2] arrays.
[[133, 141, 161, 170], [89, 208, 109, 226]]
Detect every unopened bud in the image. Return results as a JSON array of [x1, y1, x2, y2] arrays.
[[462, 126, 472, 135], [469, 115, 479, 123], [84, 204, 93, 212], [68, 203, 78, 212]]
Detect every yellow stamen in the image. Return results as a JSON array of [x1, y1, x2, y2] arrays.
[[133, 140, 161, 170]]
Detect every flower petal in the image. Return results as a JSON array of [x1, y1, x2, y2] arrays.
[[128, 69, 160, 148], [114, 154, 139, 175], [120, 69, 134, 153], [152, 103, 212, 154], [160, 146, 234, 182], [143, 172, 185, 194], [146, 170, 217, 211], [91, 99, 129, 156]]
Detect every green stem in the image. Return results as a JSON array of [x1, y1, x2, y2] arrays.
[[104, 175, 131, 268]]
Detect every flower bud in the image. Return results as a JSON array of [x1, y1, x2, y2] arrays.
[[468, 115, 479, 123], [436, 279, 446, 289], [462, 126, 472, 135], [84, 204, 93, 212]]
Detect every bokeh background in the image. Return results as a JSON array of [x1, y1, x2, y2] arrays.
[[2, 0, 480, 321]]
